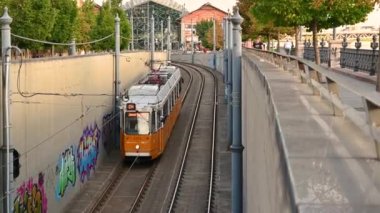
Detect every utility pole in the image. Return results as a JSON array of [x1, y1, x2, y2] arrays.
[[230, 6, 244, 213], [0, 7, 12, 213], [161, 20, 164, 51], [213, 17, 216, 52], [115, 14, 120, 112], [150, 15, 155, 69], [131, 14, 134, 51], [223, 17, 228, 85], [213, 17, 216, 69], [167, 16, 171, 61], [191, 19, 194, 63]]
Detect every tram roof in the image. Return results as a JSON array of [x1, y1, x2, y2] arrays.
[[124, 0, 184, 12], [129, 84, 160, 96]]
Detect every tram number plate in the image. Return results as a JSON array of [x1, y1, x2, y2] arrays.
[[128, 112, 137, 117]]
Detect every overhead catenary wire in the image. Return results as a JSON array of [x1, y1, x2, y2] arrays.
[[0, 103, 120, 171], [11, 33, 113, 46]]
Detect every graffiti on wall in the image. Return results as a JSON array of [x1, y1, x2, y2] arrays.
[[77, 123, 100, 182], [13, 173, 48, 213], [102, 113, 115, 154], [55, 145, 76, 199]]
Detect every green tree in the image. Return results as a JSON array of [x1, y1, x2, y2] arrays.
[[51, 0, 78, 53], [91, 0, 130, 51], [73, 0, 97, 52], [112, 0, 131, 50], [7, 0, 56, 53], [195, 20, 213, 49], [251, 0, 378, 64], [238, 0, 294, 51], [91, 2, 114, 50], [205, 21, 223, 50]]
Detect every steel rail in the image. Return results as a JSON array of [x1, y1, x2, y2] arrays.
[[167, 63, 205, 212], [128, 67, 193, 213], [167, 63, 217, 213], [185, 63, 218, 213], [89, 66, 194, 213]]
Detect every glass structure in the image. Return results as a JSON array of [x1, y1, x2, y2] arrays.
[[124, 0, 186, 50]]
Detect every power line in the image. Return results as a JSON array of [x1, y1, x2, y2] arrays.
[[11, 33, 113, 46]]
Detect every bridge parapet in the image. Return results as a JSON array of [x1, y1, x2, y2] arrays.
[[243, 48, 380, 212], [253, 48, 380, 159]]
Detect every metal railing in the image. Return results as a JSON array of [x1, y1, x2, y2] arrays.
[[303, 35, 380, 76]]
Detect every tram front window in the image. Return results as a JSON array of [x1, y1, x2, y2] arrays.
[[125, 112, 150, 135]]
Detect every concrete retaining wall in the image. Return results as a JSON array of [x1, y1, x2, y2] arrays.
[[7, 52, 166, 212], [242, 56, 292, 213], [171, 52, 224, 75]]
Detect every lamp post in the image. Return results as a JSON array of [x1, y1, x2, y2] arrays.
[[230, 6, 244, 213], [0, 8, 12, 213]]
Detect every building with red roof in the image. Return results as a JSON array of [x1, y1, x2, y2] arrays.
[[180, 2, 228, 50]]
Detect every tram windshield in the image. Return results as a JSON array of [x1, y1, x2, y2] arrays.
[[125, 112, 150, 135]]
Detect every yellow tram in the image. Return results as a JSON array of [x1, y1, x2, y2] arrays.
[[119, 66, 183, 160]]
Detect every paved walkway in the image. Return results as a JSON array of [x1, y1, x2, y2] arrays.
[[244, 50, 380, 212], [65, 150, 120, 212]]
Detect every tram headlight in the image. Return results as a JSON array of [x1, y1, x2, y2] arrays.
[[135, 145, 140, 150]]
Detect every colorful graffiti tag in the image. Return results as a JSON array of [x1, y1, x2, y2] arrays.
[[13, 173, 48, 213], [77, 123, 101, 182], [55, 145, 76, 199]]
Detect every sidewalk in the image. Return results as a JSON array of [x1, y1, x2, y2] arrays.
[[325, 65, 377, 85], [244, 50, 380, 212]]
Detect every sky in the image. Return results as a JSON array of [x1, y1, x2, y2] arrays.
[[94, 0, 237, 13]]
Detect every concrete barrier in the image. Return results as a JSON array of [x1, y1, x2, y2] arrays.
[[171, 52, 224, 75], [242, 55, 293, 213]]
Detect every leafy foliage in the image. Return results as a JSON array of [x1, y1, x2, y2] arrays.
[[7, 0, 56, 51], [205, 21, 223, 50], [246, 0, 377, 64], [91, 0, 130, 51], [73, 0, 97, 51], [195, 20, 213, 49], [0, 0, 131, 53], [51, 0, 78, 52]]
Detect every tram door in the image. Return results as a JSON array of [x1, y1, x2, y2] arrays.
[[158, 109, 163, 153]]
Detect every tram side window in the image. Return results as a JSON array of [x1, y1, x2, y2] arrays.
[[158, 109, 163, 126], [151, 110, 156, 132], [168, 96, 172, 112], [163, 101, 168, 120]]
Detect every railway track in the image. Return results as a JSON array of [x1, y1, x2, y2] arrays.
[[88, 158, 157, 213], [87, 63, 217, 213], [87, 67, 194, 213], [167, 62, 218, 213]]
